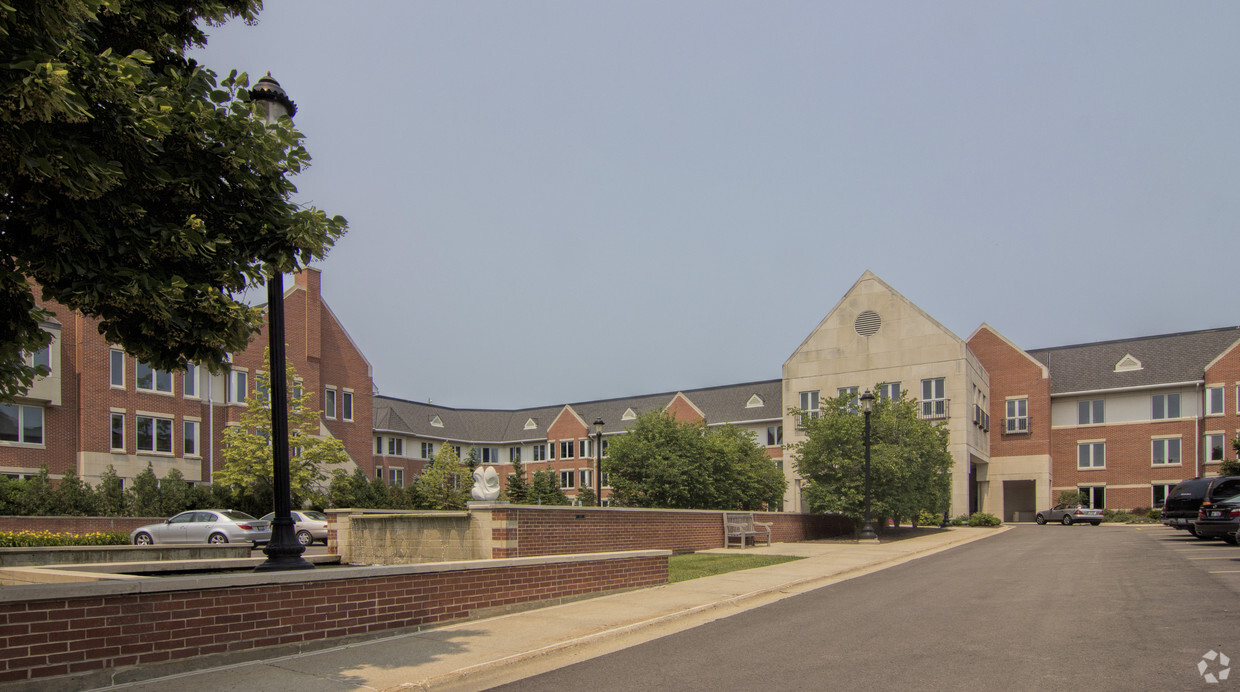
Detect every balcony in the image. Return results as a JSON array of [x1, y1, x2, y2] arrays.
[[919, 398, 949, 420], [1003, 418, 1031, 435]]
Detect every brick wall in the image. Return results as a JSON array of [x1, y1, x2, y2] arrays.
[[967, 327, 1052, 458], [1204, 342, 1240, 473], [0, 516, 162, 535], [0, 552, 667, 688]]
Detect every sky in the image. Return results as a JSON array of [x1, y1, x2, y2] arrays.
[[191, 1, 1240, 410]]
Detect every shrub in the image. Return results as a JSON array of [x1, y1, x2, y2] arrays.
[[967, 512, 1002, 527], [0, 531, 129, 548], [916, 509, 945, 527]]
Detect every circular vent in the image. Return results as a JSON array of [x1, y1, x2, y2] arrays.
[[854, 310, 881, 336]]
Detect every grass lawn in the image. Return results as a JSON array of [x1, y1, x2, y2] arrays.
[[667, 553, 803, 583]]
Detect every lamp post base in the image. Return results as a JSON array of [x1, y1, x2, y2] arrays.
[[254, 520, 314, 572], [858, 522, 879, 542]]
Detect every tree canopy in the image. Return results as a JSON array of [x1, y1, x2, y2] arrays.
[[0, 0, 346, 400], [604, 409, 785, 510], [792, 390, 952, 524], [215, 348, 349, 504]]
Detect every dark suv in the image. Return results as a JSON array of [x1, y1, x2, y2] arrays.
[[1163, 476, 1240, 537]]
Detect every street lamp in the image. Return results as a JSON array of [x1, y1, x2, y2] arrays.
[[251, 74, 312, 572], [858, 390, 878, 542], [593, 417, 604, 507]]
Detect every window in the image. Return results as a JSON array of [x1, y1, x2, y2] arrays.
[[228, 370, 247, 404], [324, 387, 337, 419], [0, 404, 43, 444], [533, 443, 548, 461], [389, 468, 404, 487], [1077, 399, 1104, 425], [600, 471, 610, 488], [838, 387, 859, 409], [799, 391, 820, 421], [183, 364, 198, 398], [421, 442, 434, 459], [375, 467, 383, 480], [560, 470, 575, 489], [580, 468, 593, 489], [376, 437, 383, 454], [453, 445, 462, 458], [767, 425, 783, 446], [27, 343, 50, 371], [510, 446, 522, 463], [110, 349, 124, 387], [135, 361, 173, 393], [342, 390, 354, 421], [110, 413, 125, 450], [1077, 441, 1105, 469], [136, 415, 173, 453], [1152, 393, 1180, 420], [1152, 484, 1175, 509], [877, 382, 901, 400], [184, 420, 199, 456], [1206, 433, 1226, 462], [1151, 437, 1180, 466], [560, 440, 575, 459], [388, 437, 403, 456], [921, 378, 947, 419], [1206, 386, 1224, 416], [1078, 486, 1105, 509], [479, 447, 498, 463], [1005, 398, 1029, 433]]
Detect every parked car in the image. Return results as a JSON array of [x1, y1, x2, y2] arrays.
[[1162, 476, 1240, 536], [1192, 492, 1240, 544], [259, 510, 329, 546], [1035, 504, 1103, 526], [130, 510, 271, 546]]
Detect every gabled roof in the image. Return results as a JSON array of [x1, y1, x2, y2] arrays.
[[372, 379, 783, 443], [1026, 327, 1240, 395]]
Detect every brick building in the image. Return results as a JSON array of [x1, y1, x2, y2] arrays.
[[5, 268, 1238, 518], [0, 269, 374, 486]]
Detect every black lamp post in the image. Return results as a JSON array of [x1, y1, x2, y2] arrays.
[[593, 417, 604, 507], [251, 74, 313, 572], [858, 390, 878, 541]]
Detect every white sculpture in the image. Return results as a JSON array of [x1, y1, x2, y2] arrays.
[[471, 465, 501, 501]]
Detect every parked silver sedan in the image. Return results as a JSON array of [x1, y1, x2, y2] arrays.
[[1035, 504, 1103, 526], [260, 510, 329, 546], [130, 510, 272, 545]]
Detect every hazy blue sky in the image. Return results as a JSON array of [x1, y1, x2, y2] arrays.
[[192, 2, 1240, 410]]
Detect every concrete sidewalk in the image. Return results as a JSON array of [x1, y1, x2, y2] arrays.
[[100, 526, 1006, 692]]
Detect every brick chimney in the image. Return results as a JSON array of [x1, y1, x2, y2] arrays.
[[294, 268, 322, 361]]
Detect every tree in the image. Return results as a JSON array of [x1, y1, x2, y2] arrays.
[[527, 469, 571, 506], [156, 467, 193, 516], [414, 444, 470, 510], [505, 457, 530, 503], [603, 409, 785, 510], [0, 1, 347, 401], [130, 463, 160, 516], [576, 486, 597, 507], [793, 391, 951, 526], [95, 465, 127, 516], [53, 467, 97, 516], [215, 348, 349, 504], [1223, 436, 1240, 476]]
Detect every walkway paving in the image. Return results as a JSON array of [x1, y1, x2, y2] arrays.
[[100, 527, 1005, 692]]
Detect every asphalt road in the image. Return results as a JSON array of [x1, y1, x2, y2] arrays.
[[490, 525, 1240, 691]]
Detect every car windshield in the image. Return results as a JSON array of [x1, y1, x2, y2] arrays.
[[1217, 493, 1240, 505], [219, 511, 257, 521]]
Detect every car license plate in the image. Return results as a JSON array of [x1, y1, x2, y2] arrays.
[[1210, 511, 1224, 518]]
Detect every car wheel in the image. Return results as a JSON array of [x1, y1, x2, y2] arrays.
[[1035, 515, 1046, 525], [1223, 535, 1238, 545], [1061, 515, 1073, 526], [1188, 525, 1199, 537], [133, 532, 153, 546], [208, 533, 228, 544], [296, 530, 313, 547]]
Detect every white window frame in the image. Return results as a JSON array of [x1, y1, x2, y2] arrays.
[[183, 363, 199, 399], [324, 386, 337, 419], [110, 411, 125, 451], [799, 390, 820, 421], [579, 468, 593, 490], [342, 389, 354, 422], [421, 441, 434, 459], [135, 414, 173, 454], [1078, 485, 1105, 509], [388, 437, 403, 457], [560, 469, 575, 489], [1077, 441, 1105, 469], [228, 369, 248, 405], [135, 361, 173, 394], [1205, 432, 1226, 463], [1152, 392, 1181, 420], [921, 378, 947, 419], [1206, 385, 1224, 416], [560, 440, 575, 459], [0, 404, 44, 445], [1152, 483, 1176, 509], [184, 419, 200, 457], [877, 382, 901, 400], [109, 349, 125, 388], [1077, 399, 1104, 425], [767, 425, 783, 446], [533, 443, 548, 461], [389, 468, 404, 487], [510, 446, 522, 463], [1151, 437, 1181, 466], [1005, 398, 1029, 433]]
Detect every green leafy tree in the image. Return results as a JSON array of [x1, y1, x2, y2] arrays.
[[414, 444, 470, 510], [505, 457, 530, 503], [94, 465, 127, 516], [156, 467, 193, 516], [527, 469, 571, 506], [1223, 436, 1240, 476], [130, 464, 160, 516], [1056, 490, 1087, 506], [576, 486, 597, 507], [604, 409, 785, 510], [0, 0, 347, 401], [793, 391, 951, 525], [216, 348, 349, 505], [15, 466, 56, 515], [53, 467, 97, 516]]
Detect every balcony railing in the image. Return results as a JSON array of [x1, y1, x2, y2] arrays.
[[919, 398, 949, 420], [1004, 417, 1030, 435]]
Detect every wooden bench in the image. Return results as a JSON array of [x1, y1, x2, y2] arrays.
[[724, 512, 772, 548]]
